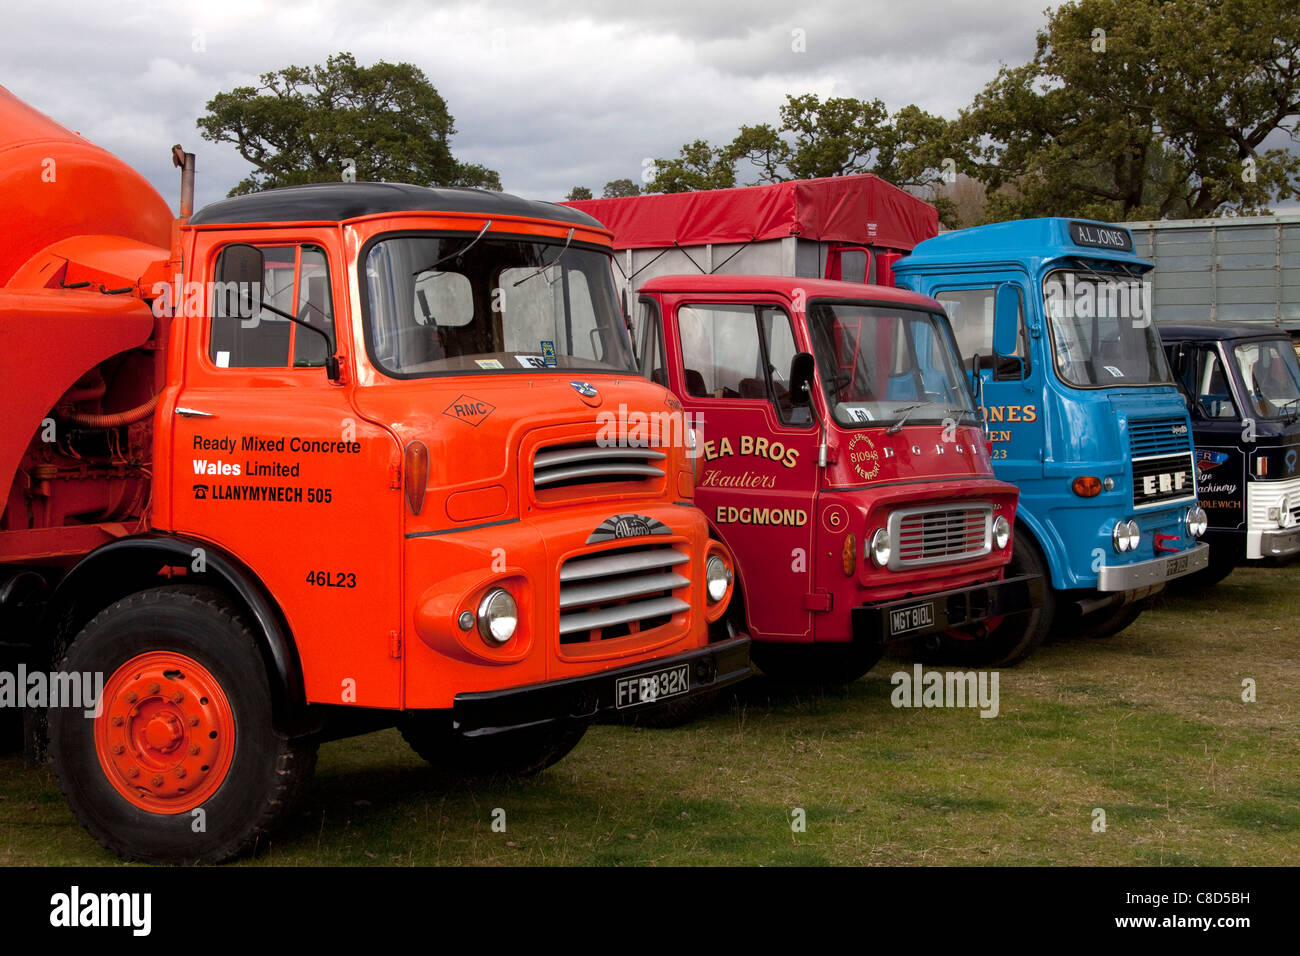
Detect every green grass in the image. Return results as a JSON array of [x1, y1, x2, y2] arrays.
[[2, 564, 1297, 866]]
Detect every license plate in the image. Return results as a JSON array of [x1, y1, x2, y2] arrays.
[[615, 663, 690, 709], [890, 602, 935, 636], [1163, 555, 1191, 577]]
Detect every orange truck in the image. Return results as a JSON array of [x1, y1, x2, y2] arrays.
[[0, 87, 749, 863]]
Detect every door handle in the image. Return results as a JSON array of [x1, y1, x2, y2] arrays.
[[175, 407, 215, 419]]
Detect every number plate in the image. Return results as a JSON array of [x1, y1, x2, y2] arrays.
[[615, 663, 690, 709], [890, 602, 935, 636], [1164, 554, 1191, 577]]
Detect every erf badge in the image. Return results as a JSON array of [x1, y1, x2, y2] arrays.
[[848, 433, 880, 481]]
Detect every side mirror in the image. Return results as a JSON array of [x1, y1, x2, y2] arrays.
[[217, 243, 265, 315], [789, 352, 816, 405], [993, 283, 1020, 359]]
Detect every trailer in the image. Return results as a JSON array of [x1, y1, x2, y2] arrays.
[[1122, 215, 1300, 333]]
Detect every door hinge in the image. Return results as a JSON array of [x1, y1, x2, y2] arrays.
[[388, 464, 402, 489], [389, 630, 403, 658], [803, 591, 833, 612]]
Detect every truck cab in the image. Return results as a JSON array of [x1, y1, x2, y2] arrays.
[[636, 274, 1041, 679], [1160, 323, 1300, 579], [894, 218, 1209, 638], [0, 85, 750, 862]]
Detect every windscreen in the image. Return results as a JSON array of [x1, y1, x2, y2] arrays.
[[1043, 269, 1170, 387], [1234, 339, 1300, 419], [805, 301, 976, 428], [362, 234, 633, 376]]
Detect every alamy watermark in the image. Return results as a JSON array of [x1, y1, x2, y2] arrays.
[[0, 666, 103, 717], [596, 402, 704, 455], [1043, 273, 1153, 327], [890, 664, 1000, 718]]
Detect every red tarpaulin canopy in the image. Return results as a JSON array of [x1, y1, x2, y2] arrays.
[[563, 174, 938, 251]]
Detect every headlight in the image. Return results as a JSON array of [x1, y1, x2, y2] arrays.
[[476, 588, 518, 645], [1112, 520, 1131, 553], [1185, 506, 1208, 538], [870, 528, 891, 567], [1280, 499, 1296, 528], [706, 554, 732, 604], [1126, 519, 1141, 552], [993, 515, 1011, 550]]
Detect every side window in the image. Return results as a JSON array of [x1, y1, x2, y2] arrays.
[[677, 304, 765, 399], [1193, 348, 1237, 419], [759, 306, 811, 426], [211, 244, 334, 369], [936, 287, 1029, 379], [638, 299, 667, 387]]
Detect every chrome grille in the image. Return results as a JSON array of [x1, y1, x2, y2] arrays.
[[533, 442, 665, 491], [887, 504, 992, 569], [558, 543, 689, 644], [1131, 452, 1196, 509]]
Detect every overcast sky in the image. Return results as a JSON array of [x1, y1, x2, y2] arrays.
[[2, 0, 1291, 214]]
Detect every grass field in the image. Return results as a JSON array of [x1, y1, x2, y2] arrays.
[[2, 565, 1296, 866]]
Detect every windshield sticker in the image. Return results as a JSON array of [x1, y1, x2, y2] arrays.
[[516, 355, 547, 368], [541, 341, 557, 366], [1103, 366, 1124, 377], [845, 407, 873, 422], [474, 359, 504, 369]]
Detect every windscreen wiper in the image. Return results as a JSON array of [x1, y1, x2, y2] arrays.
[[411, 220, 492, 277], [885, 401, 966, 435], [513, 228, 574, 287]]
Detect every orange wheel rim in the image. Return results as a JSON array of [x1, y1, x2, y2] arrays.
[[94, 651, 235, 814]]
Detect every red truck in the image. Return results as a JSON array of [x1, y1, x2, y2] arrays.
[[567, 178, 1043, 680], [0, 87, 749, 863]]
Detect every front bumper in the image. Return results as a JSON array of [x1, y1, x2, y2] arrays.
[[451, 636, 753, 735], [1096, 542, 1209, 591], [1260, 526, 1300, 558], [852, 573, 1043, 644]]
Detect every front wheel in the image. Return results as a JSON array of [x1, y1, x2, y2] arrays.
[[400, 717, 587, 779], [915, 529, 1054, 667], [751, 639, 884, 685], [1059, 600, 1144, 640], [48, 586, 316, 865]]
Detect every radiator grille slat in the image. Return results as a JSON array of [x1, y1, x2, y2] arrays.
[[558, 596, 690, 636], [560, 549, 688, 583], [559, 572, 690, 609]]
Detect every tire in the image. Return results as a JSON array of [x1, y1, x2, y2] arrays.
[[627, 689, 723, 728], [916, 529, 1054, 667], [751, 639, 884, 685], [400, 717, 587, 779], [1061, 600, 1144, 640], [48, 585, 317, 865], [1170, 557, 1236, 591]]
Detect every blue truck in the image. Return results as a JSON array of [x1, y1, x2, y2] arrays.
[[893, 218, 1209, 645]]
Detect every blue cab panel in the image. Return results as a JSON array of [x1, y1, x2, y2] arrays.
[[893, 218, 1208, 610]]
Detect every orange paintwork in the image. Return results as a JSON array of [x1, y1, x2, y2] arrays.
[[1, 84, 731, 720]]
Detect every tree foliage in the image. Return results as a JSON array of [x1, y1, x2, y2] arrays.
[[951, 0, 1300, 221], [646, 94, 958, 225], [566, 186, 593, 201], [603, 178, 643, 198], [197, 52, 501, 196]]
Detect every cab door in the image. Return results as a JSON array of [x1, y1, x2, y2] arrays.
[[168, 237, 403, 708], [931, 278, 1044, 484], [649, 295, 821, 642]]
